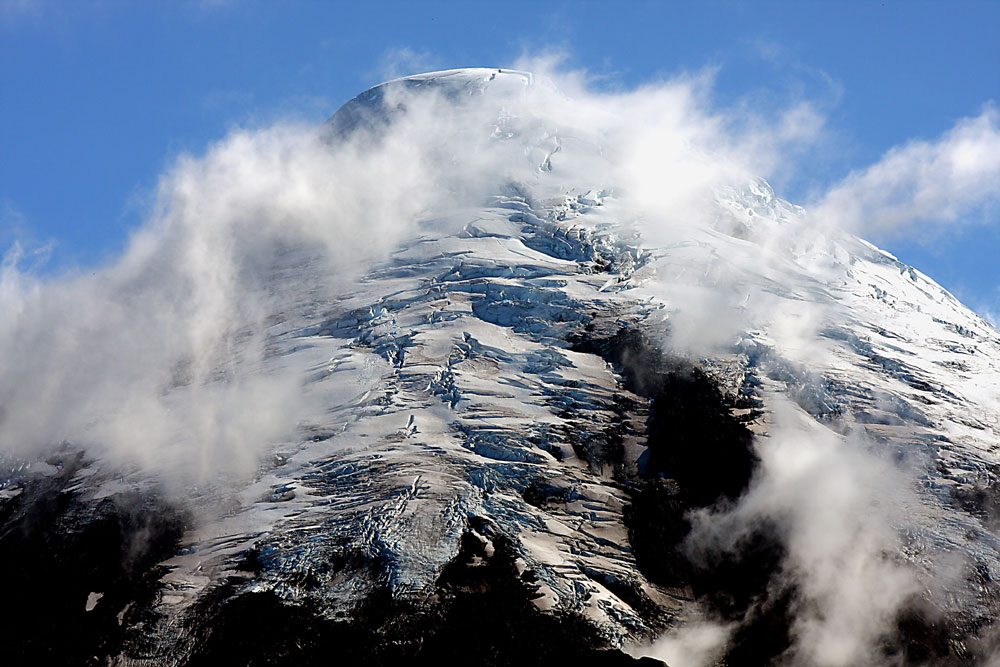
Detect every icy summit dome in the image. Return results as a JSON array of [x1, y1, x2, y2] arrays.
[[323, 66, 607, 194], [325, 68, 533, 138]]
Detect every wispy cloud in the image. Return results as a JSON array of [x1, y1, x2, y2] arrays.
[[0, 199, 51, 259], [749, 37, 784, 64], [0, 0, 42, 25], [0, 115, 465, 486], [812, 104, 1000, 235], [0, 198, 25, 229], [374, 46, 442, 83], [687, 401, 921, 665], [980, 289, 1000, 327]]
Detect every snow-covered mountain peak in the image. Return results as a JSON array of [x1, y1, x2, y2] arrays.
[[1, 69, 999, 665], [378, 67, 533, 93], [325, 67, 533, 139]]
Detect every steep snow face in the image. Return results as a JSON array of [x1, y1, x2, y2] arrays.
[[2, 69, 1000, 665]]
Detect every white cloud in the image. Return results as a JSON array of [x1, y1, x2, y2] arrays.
[[0, 114, 474, 486], [638, 618, 733, 667], [812, 105, 1000, 235], [681, 400, 922, 666]]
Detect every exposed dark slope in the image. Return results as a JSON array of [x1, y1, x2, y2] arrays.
[[185, 527, 664, 667], [0, 452, 187, 666], [571, 325, 794, 664]]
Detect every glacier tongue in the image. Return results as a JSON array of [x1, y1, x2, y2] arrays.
[[2, 69, 1000, 665]]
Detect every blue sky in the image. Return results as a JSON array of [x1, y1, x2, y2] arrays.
[[2, 0, 998, 318]]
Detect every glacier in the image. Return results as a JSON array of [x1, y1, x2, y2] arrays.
[[1, 68, 999, 665]]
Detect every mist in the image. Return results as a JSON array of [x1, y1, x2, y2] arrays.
[[2, 58, 997, 663], [0, 116, 470, 484]]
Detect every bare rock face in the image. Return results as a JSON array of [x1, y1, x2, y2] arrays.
[[2, 69, 1000, 666]]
